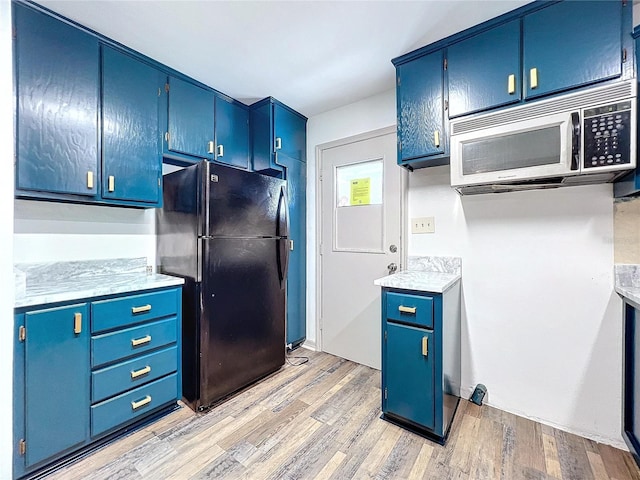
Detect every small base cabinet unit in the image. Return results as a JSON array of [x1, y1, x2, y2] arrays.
[[13, 286, 182, 479], [621, 296, 640, 469], [378, 275, 461, 444]]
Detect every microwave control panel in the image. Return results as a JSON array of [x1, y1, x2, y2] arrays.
[[583, 101, 632, 169]]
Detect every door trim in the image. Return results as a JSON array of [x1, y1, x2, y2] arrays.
[[315, 125, 408, 352]]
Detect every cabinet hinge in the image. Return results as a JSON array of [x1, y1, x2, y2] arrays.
[[384, 331, 387, 341], [18, 326, 26, 342], [165, 83, 170, 93], [384, 388, 388, 400], [165, 132, 170, 143], [623, 48, 628, 63], [397, 76, 400, 87], [158, 177, 161, 187], [444, 58, 448, 71], [622, 0, 627, 6], [157, 87, 161, 97], [18, 439, 26, 456], [12, 27, 16, 39], [399, 141, 403, 152], [444, 99, 449, 111]]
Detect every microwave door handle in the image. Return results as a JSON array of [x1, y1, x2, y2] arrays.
[[571, 112, 580, 171]]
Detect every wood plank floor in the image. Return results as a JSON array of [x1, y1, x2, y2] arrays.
[[45, 350, 640, 480]]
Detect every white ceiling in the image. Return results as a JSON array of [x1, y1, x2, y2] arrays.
[[36, 0, 531, 118]]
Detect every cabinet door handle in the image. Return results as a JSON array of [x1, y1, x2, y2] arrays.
[[217, 144, 224, 157], [131, 395, 152, 410], [87, 171, 94, 189], [434, 131, 440, 148], [275, 137, 282, 150], [290, 239, 294, 251], [131, 304, 152, 314], [131, 365, 151, 379], [208, 141, 215, 154], [73, 312, 82, 334], [131, 335, 152, 347], [507, 74, 516, 95], [398, 305, 416, 314], [530, 67, 538, 89], [422, 337, 429, 356], [108, 175, 115, 192]]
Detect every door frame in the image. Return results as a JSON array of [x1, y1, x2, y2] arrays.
[[315, 125, 408, 352]]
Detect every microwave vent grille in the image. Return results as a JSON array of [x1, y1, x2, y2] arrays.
[[451, 81, 634, 135]]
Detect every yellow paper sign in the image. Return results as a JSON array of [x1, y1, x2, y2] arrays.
[[350, 178, 371, 205]]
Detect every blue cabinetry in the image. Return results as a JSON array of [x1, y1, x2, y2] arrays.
[[622, 299, 640, 469], [396, 50, 446, 168], [523, 1, 622, 100], [447, 20, 521, 118], [13, 287, 182, 479], [14, 3, 99, 197], [214, 95, 250, 169], [381, 284, 460, 443], [166, 76, 215, 161], [102, 47, 163, 205]]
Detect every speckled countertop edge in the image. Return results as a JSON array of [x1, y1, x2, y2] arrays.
[[615, 264, 640, 306], [374, 270, 461, 294]]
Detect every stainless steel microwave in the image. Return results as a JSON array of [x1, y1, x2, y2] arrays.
[[450, 80, 637, 194]]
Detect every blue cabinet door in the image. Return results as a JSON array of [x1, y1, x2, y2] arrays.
[[14, 3, 99, 197], [167, 76, 214, 159], [523, 1, 622, 100], [448, 20, 521, 118], [274, 103, 307, 162], [214, 95, 250, 169], [102, 47, 162, 204], [397, 50, 444, 161], [385, 322, 435, 430], [279, 154, 307, 347], [24, 304, 90, 468]]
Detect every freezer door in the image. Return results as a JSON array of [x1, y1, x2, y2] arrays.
[[199, 238, 285, 407], [203, 162, 286, 238]]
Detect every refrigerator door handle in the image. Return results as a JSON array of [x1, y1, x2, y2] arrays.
[[277, 238, 290, 288], [276, 185, 290, 239]]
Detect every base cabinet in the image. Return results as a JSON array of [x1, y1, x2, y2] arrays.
[[13, 287, 182, 479], [381, 284, 460, 442], [622, 299, 640, 468]]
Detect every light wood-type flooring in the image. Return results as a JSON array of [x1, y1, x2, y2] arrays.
[[45, 350, 640, 480]]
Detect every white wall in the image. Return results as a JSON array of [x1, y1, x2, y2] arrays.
[[14, 200, 156, 266], [1, 1, 15, 477], [305, 88, 396, 346], [307, 90, 625, 447]]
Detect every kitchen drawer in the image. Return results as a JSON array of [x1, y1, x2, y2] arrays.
[[386, 292, 433, 328], [92, 289, 178, 333], [92, 346, 178, 403], [92, 317, 177, 368], [91, 373, 178, 437]]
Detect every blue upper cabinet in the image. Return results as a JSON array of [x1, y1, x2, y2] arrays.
[[523, 1, 622, 100], [214, 95, 250, 169], [14, 3, 99, 197], [447, 20, 521, 118], [167, 76, 215, 160], [396, 50, 445, 164], [250, 97, 307, 177], [102, 47, 163, 205]]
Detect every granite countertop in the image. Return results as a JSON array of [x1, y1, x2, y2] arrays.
[[374, 270, 460, 293], [15, 258, 184, 309], [615, 264, 640, 307]]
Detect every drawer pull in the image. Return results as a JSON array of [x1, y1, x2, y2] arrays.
[[131, 395, 152, 410], [398, 306, 417, 314], [131, 304, 152, 314], [108, 175, 115, 192], [131, 365, 151, 379], [131, 335, 152, 347], [73, 312, 82, 334], [422, 337, 429, 356], [530, 67, 538, 89], [434, 130, 440, 148], [507, 74, 516, 94]]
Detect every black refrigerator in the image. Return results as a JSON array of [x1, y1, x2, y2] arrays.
[[156, 162, 289, 411]]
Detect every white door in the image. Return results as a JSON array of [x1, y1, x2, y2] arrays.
[[318, 127, 404, 369]]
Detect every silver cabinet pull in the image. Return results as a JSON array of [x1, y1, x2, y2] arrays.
[[530, 67, 538, 89], [422, 337, 428, 356], [398, 306, 416, 314], [434, 131, 440, 148], [131, 304, 151, 314], [108, 176, 115, 192], [131, 395, 151, 410], [208, 141, 214, 154], [131, 335, 151, 347], [131, 366, 151, 379], [87, 171, 94, 189], [508, 74, 516, 94], [275, 137, 282, 150], [217, 144, 224, 157]]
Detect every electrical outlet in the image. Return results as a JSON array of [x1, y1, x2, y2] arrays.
[[411, 216, 435, 234]]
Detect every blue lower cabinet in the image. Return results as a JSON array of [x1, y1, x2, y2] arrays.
[[13, 286, 182, 479], [381, 284, 461, 443], [91, 373, 178, 437], [622, 300, 640, 468]]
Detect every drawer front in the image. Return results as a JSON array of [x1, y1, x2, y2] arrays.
[[91, 373, 178, 437], [92, 289, 178, 333], [92, 317, 177, 368], [386, 292, 434, 328], [92, 346, 178, 403]]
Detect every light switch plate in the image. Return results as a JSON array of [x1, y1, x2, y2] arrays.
[[411, 217, 435, 234]]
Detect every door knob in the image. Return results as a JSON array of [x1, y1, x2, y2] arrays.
[[387, 263, 398, 274]]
